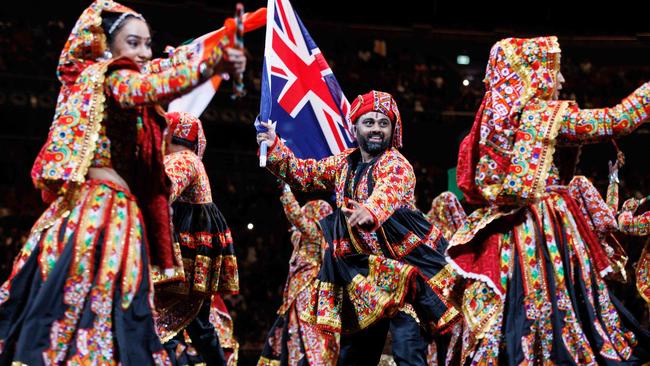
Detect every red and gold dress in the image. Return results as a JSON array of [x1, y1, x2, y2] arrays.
[[258, 190, 338, 366], [264, 92, 460, 366], [154, 112, 239, 366], [0, 1, 231, 364], [450, 36, 650, 365]]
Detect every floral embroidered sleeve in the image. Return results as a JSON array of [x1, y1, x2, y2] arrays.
[[105, 38, 227, 108], [568, 176, 618, 235], [266, 137, 341, 192], [164, 152, 197, 203], [280, 191, 320, 242], [618, 198, 650, 236], [363, 151, 416, 229], [141, 45, 195, 74], [606, 179, 619, 212], [559, 82, 650, 143]]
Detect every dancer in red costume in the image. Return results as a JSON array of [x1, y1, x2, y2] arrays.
[[0, 1, 244, 364]]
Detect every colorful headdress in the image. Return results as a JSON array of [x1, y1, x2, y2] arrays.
[[31, 0, 141, 194], [301, 200, 333, 222], [32, 1, 176, 270], [166, 111, 207, 159], [348, 90, 403, 149], [57, 0, 140, 83], [456, 36, 562, 203]]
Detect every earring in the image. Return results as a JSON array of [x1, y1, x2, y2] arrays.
[[101, 50, 113, 61]]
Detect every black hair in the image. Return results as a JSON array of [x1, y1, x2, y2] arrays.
[[101, 12, 146, 46], [171, 136, 197, 152]]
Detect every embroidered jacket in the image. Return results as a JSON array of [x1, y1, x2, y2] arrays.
[[277, 191, 325, 314], [266, 138, 417, 231], [164, 150, 213, 204], [29, 0, 231, 270]]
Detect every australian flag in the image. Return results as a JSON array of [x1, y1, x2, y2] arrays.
[[258, 0, 356, 159]]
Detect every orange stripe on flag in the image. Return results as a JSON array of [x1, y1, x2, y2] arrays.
[[210, 75, 223, 90]]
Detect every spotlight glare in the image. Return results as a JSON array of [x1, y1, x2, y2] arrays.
[[247, 223, 254, 230], [456, 55, 470, 65]]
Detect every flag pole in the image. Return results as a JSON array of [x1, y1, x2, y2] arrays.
[[255, 116, 268, 167], [231, 3, 246, 100]]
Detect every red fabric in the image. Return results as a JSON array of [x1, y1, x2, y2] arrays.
[[349, 92, 399, 127], [449, 192, 613, 296], [167, 112, 198, 141], [560, 190, 612, 275], [107, 59, 174, 269], [448, 223, 504, 294], [40, 189, 57, 204], [212, 294, 228, 313], [455, 37, 561, 206], [138, 107, 174, 269], [301, 200, 333, 222], [456, 97, 487, 204], [57, 61, 92, 87], [165, 111, 206, 158]]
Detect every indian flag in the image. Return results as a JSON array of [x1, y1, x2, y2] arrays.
[[168, 7, 267, 116]]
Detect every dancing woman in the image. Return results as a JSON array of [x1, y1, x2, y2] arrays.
[[0, 1, 244, 364], [258, 184, 338, 365], [449, 36, 650, 364]]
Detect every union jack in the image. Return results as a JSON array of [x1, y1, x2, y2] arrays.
[[258, 0, 355, 159]]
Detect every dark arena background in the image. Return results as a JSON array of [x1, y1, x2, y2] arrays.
[[1, 1, 650, 364]]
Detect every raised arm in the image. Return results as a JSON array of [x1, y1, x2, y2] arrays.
[[606, 151, 626, 211], [164, 153, 196, 203], [559, 82, 650, 143], [143, 8, 265, 75], [606, 169, 620, 211], [280, 188, 321, 242], [141, 44, 195, 75], [265, 137, 342, 192], [106, 39, 244, 108]]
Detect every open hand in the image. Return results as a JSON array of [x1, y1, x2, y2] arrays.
[[342, 200, 374, 228], [609, 150, 626, 177], [608, 160, 619, 180]]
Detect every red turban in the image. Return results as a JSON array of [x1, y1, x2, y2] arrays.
[[166, 111, 207, 158], [348, 90, 403, 148]]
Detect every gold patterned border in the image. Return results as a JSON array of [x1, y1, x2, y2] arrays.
[[257, 356, 281, 366], [150, 242, 185, 285]]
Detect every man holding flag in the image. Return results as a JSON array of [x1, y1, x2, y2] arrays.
[[255, 0, 459, 364], [256, 91, 460, 365]]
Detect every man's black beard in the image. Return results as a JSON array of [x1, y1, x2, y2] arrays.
[[358, 133, 390, 156]]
